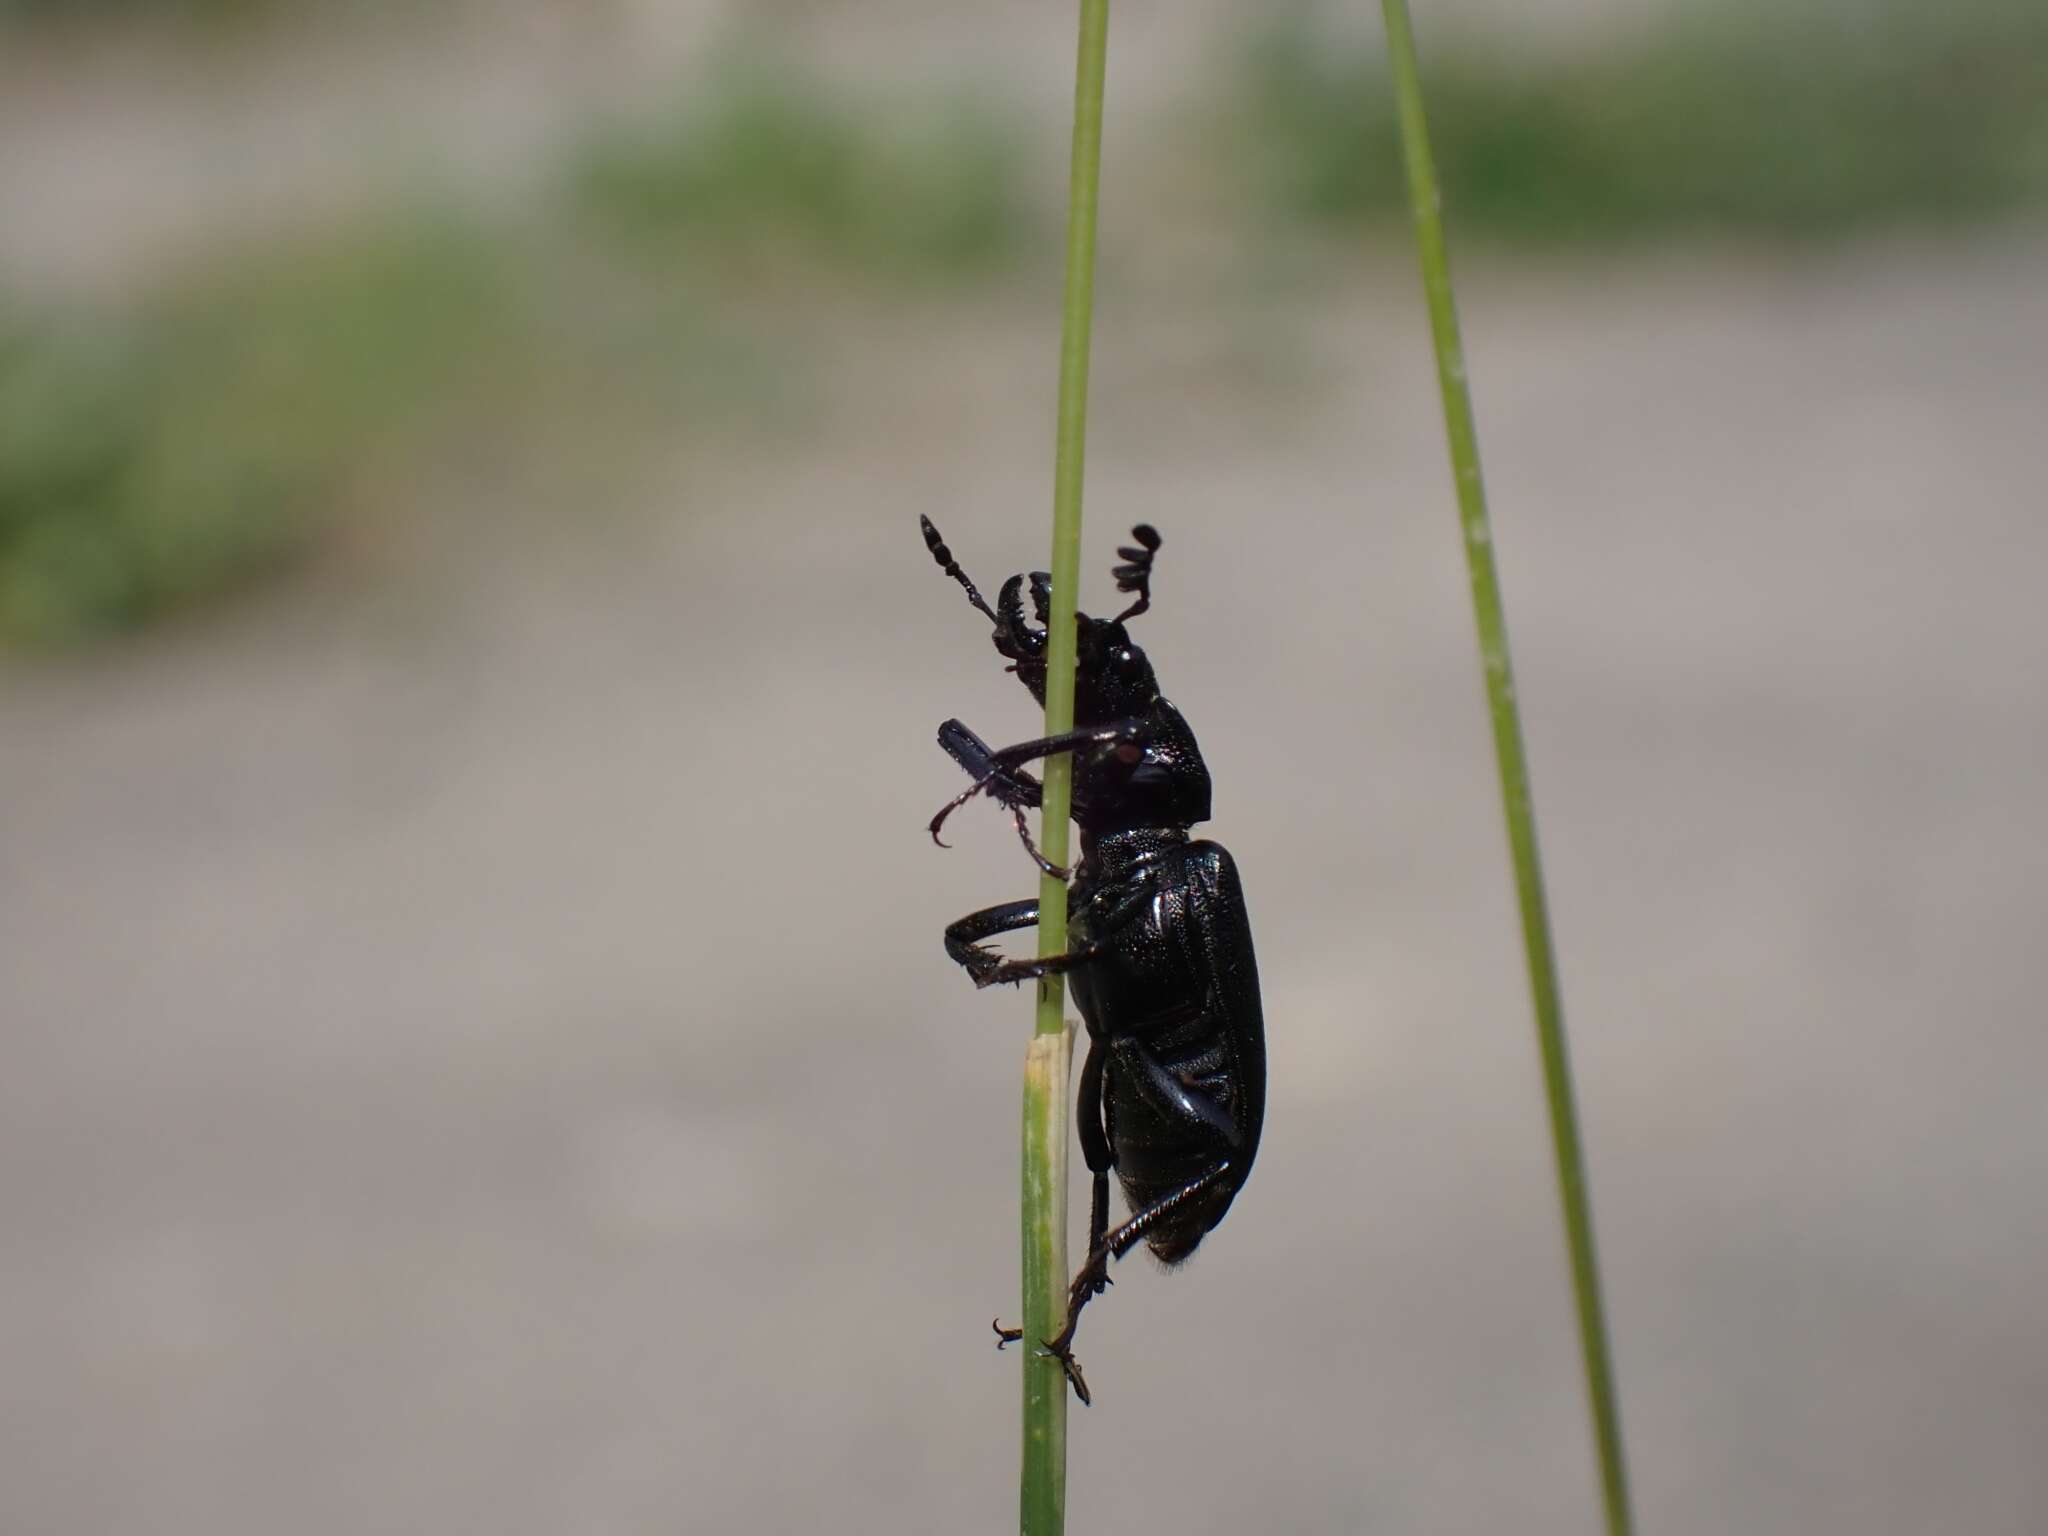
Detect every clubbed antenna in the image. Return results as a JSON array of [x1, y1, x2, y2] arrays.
[[1112, 524, 1162, 622], [921, 516, 1000, 627]]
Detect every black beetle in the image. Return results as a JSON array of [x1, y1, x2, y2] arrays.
[[920, 516, 1266, 1405]]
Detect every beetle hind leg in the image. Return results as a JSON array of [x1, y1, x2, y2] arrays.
[[1036, 1162, 1234, 1405], [1076, 1041, 1114, 1298]]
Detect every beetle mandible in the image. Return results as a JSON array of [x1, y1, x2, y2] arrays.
[[919, 515, 1266, 1405]]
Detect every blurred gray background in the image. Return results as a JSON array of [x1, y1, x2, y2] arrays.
[[3, 1, 2046, 1531]]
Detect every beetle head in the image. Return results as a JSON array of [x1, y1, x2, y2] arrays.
[[921, 518, 1166, 723], [1065, 614, 1163, 724]]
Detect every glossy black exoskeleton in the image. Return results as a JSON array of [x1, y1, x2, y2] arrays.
[[919, 516, 1266, 1405]]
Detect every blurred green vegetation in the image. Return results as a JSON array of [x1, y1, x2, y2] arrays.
[[0, 0, 292, 29], [574, 69, 1029, 282], [1234, 0, 2048, 240], [0, 219, 509, 644], [0, 0, 411, 26], [0, 72, 1027, 648], [6, 2, 2048, 646]]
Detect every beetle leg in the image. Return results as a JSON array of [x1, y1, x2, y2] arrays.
[[942, 902, 1101, 988], [928, 717, 1138, 846], [1036, 1049, 1241, 1401], [1095, 1162, 1232, 1267], [931, 789, 1064, 875], [929, 719, 1052, 857], [1075, 1040, 1114, 1287], [938, 719, 1043, 808], [966, 942, 1105, 990], [943, 900, 1039, 982], [927, 771, 998, 849], [1075, 1038, 1112, 1176], [929, 717, 1143, 867], [1107, 1035, 1244, 1149], [1039, 1163, 1235, 1405], [1090, 1181, 1111, 1275], [1008, 804, 1069, 880], [985, 718, 1146, 774]]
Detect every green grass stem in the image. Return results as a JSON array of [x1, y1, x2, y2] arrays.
[[1378, 4, 1636, 1533], [1019, 1028, 1074, 1533], [1021, 1, 1109, 1532]]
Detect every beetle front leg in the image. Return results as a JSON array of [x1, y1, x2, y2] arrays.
[[984, 718, 1145, 774], [926, 717, 1145, 852], [930, 721, 1067, 874], [938, 718, 1042, 808]]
